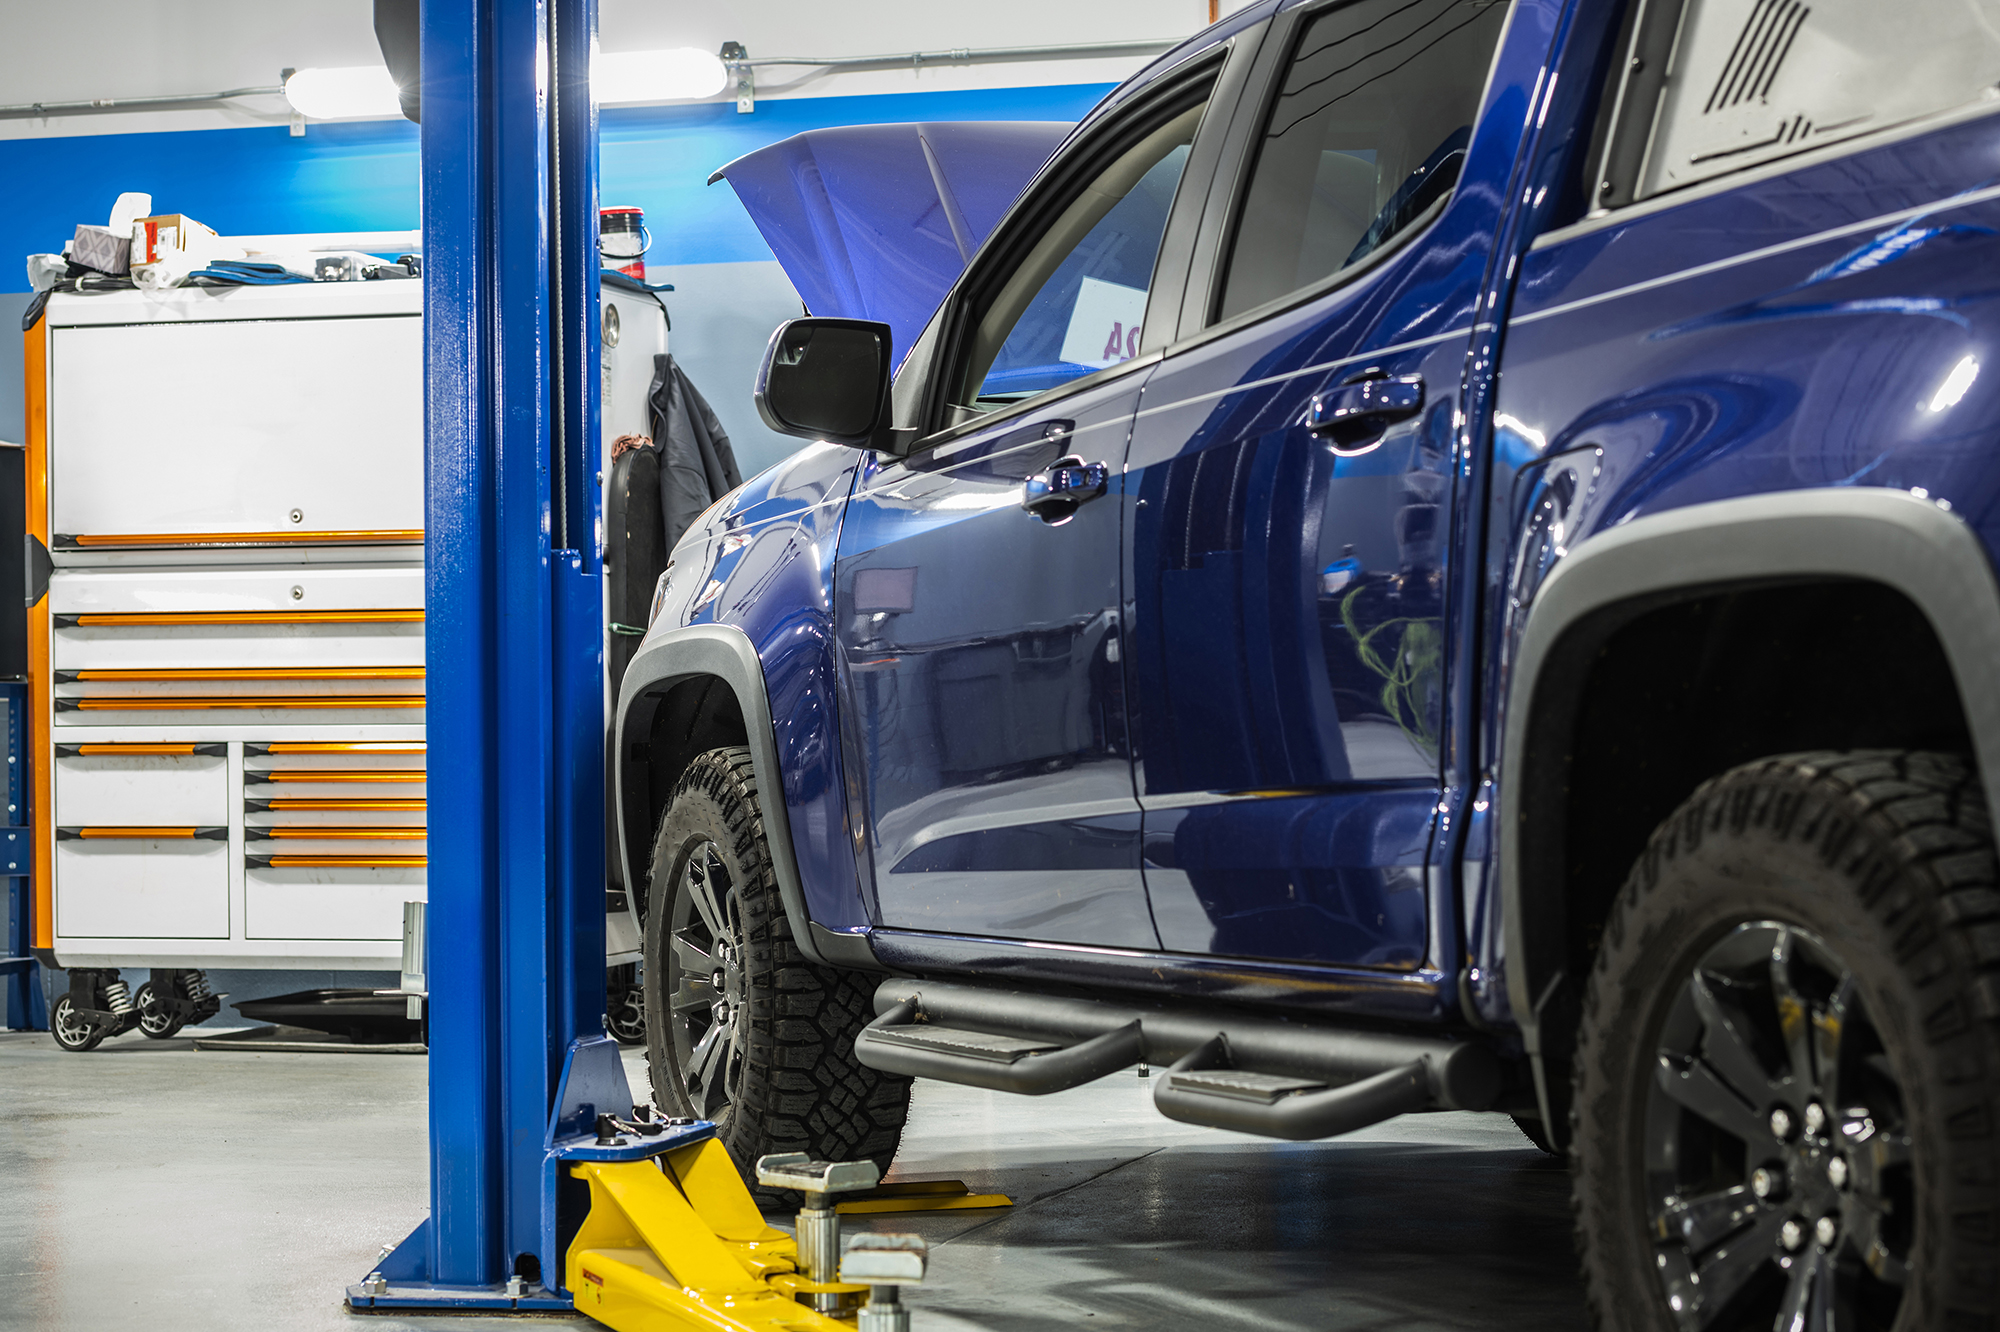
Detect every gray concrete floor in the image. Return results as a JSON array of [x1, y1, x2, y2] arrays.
[[0, 1031, 1588, 1330]]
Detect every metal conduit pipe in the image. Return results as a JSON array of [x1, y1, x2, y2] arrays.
[[737, 38, 1184, 70], [722, 38, 1184, 111], [0, 86, 283, 120]]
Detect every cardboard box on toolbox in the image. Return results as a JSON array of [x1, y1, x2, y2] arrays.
[[130, 213, 225, 287]]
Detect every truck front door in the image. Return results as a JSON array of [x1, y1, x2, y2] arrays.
[[836, 65, 1226, 949]]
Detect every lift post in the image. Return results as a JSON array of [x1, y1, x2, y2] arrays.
[[335, 2, 943, 1324], [341, 0, 611, 1308]]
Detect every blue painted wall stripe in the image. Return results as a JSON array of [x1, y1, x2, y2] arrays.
[[1, 83, 1113, 292]]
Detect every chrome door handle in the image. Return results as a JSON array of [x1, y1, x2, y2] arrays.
[[1307, 373, 1424, 452], [1021, 455, 1109, 525]]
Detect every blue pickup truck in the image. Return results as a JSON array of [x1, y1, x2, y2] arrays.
[[617, 2, 2000, 1326]]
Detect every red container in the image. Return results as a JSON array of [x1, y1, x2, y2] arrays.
[[600, 206, 647, 281]]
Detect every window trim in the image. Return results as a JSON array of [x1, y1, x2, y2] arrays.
[[1587, 0, 2000, 217], [1186, 0, 1517, 336], [909, 45, 1234, 450], [1534, 91, 2000, 252], [1171, 188, 1452, 363]]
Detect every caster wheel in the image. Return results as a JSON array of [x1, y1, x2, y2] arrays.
[[51, 995, 105, 1053], [135, 981, 186, 1039], [607, 979, 646, 1046]]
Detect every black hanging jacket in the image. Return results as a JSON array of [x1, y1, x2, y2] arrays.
[[647, 354, 742, 552]]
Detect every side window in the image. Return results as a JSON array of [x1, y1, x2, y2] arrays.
[[954, 95, 1210, 418], [1217, 0, 1511, 322], [1597, 0, 2000, 207]]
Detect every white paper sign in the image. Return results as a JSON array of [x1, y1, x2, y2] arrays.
[[1058, 276, 1149, 370]]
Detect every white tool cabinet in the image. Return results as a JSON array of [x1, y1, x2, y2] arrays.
[[34, 281, 428, 970], [29, 269, 662, 972]]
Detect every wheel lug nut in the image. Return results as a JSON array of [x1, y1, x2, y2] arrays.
[[1770, 1107, 1795, 1141], [1804, 1102, 1827, 1135], [1827, 1157, 1848, 1189], [1780, 1218, 1806, 1252], [1814, 1215, 1838, 1247], [1750, 1166, 1785, 1200]]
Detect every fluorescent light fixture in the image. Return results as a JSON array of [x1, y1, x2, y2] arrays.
[[284, 66, 403, 119], [596, 48, 728, 103]]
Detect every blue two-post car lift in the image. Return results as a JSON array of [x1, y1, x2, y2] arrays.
[[337, 3, 902, 1326], [336, 0, 632, 1305]]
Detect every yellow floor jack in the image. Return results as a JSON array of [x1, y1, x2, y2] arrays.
[[566, 1135, 927, 1332], [348, 1040, 967, 1323]]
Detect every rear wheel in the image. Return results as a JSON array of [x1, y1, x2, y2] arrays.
[[1573, 751, 2000, 1332], [642, 746, 909, 1184], [51, 995, 104, 1053]]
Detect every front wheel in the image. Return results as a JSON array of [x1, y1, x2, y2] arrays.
[[1573, 751, 2000, 1332], [642, 746, 909, 1183], [51, 995, 105, 1053]]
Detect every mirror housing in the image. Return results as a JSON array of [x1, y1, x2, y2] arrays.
[[754, 318, 894, 449]]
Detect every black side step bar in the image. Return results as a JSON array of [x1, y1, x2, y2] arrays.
[[1153, 1034, 1431, 1139], [854, 980, 1499, 1141], [860, 999, 1144, 1094]]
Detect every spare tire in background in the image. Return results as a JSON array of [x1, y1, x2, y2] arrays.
[[606, 436, 665, 697]]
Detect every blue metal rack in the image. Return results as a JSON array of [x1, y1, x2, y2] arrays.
[[342, 0, 627, 1309], [2, 680, 45, 1032]]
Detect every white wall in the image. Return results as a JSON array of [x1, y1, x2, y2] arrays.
[[0, 0, 1257, 141]]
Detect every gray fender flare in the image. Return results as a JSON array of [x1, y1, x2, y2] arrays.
[[1500, 487, 2000, 1086], [614, 622, 830, 966]]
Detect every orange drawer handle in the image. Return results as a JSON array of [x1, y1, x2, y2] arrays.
[[57, 696, 426, 712], [247, 827, 428, 841], [54, 742, 228, 757], [248, 742, 427, 755], [55, 530, 424, 549], [246, 797, 426, 812], [56, 666, 425, 682], [247, 770, 427, 784], [55, 609, 423, 627], [247, 854, 428, 869], [57, 826, 228, 841]]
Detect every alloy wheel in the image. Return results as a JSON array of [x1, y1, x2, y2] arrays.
[[1645, 921, 1912, 1331], [665, 839, 749, 1119]]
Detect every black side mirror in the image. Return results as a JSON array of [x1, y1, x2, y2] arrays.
[[754, 318, 892, 448]]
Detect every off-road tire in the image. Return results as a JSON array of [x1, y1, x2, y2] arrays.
[[642, 745, 909, 1189], [1573, 751, 2000, 1332]]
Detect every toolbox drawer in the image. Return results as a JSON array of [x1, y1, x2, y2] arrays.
[[48, 566, 426, 724], [55, 751, 228, 825], [54, 838, 230, 939], [246, 873, 424, 941]]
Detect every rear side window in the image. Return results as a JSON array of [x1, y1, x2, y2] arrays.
[[1596, 0, 2000, 208], [1216, 0, 1511, 322]]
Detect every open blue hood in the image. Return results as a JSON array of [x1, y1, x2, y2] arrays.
[[710, 121, 1072, 362]]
